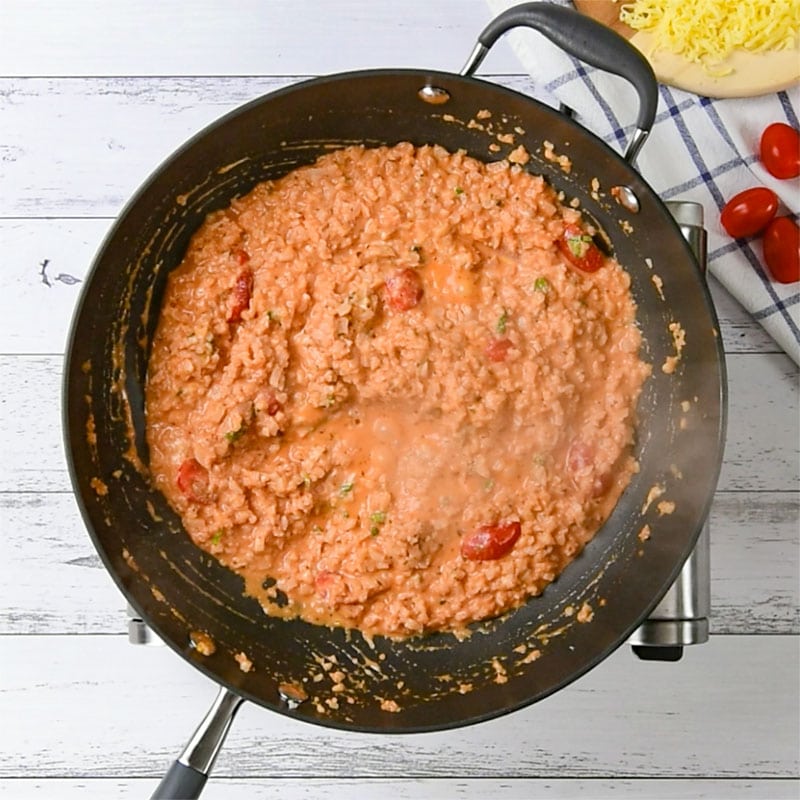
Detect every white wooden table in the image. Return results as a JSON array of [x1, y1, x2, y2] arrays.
[[1, 2, 798, 798]]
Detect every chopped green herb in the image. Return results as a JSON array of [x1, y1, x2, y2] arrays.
[[301, 473, 312, 489], [533, 453, 547, 466], [496, 309, 509, 334], [341, 509, 350, 518], [311, 524, 322, 533], [483, 478, 495, 492], [224, 426, 245, 444], [324, 394, 337, 408], [534, 277, 551, 293], [368, 510, 386, 536], [411, 244, 422, 254], [567, 234, 592, 259], [339, 481, 354, 497], [454, 186, 464, 195], [210, 530, 224, 546]]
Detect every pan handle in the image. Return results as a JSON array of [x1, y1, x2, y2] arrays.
[[460, 2, 657, 166], [151, 685, 244, 800]]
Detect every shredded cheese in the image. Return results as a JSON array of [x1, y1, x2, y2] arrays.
[[619, 0, 799, 76]]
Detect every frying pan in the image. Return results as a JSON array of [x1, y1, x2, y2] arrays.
[[63, 4, 726, 798]]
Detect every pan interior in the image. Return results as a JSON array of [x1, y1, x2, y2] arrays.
[[64, 70, 726, 732]]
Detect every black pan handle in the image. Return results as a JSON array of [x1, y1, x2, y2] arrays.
[[152, 762, 208, 800], [460, 2, 658, 166], [151, 685, 244, 800]]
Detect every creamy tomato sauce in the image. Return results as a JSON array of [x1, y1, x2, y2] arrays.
[[145, 143, 650, 639]]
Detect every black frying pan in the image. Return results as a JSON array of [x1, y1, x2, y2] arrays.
[[63, 5, 726, 798]]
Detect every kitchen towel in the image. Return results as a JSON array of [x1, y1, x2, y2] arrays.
[[486, 0, 800, 364]]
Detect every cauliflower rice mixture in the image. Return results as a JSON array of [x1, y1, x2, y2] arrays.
[[145, 143, 650, 639]]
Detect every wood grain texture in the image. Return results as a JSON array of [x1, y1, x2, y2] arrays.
[[0, 75, 548, 218], [0, 218, 781, 356], [2, 490, 796, 635], [573, 0, 635, 38], [0, 634, 796, 779], [0, 0, 522, 78], [2, 778, 798, 799], [2, 353, 796, 493], [0, 219, 780, 355], [1, 1, 797, 793]]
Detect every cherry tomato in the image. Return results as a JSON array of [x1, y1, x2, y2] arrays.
[[760, 122, 800, 180], [461, 520, 522, 561], [557, 224, 605, 273], [266, 395, 282, 416], [484, 337, 512, 362], [566, 439, 612, 497], [384, 268, 423, 311], [177, 458, 210, 503], [566, 439, 594, 473], [720, 187, 778, 238], [762, 217, 800, 284], [315, 570, 341, 603], [227, 268, 253, 323]]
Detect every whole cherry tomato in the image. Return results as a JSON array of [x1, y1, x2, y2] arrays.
[[557, 224, 605, 273], [760, 122, 800, 180], [762, 217, 800, 284], [720, 187, 778, 238], [461, 520, 522, 561]]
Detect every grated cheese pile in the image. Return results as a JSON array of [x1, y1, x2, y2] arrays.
[[619, 0, 799, 76]]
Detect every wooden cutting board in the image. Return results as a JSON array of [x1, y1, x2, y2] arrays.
[[574, 0, 800, 98]]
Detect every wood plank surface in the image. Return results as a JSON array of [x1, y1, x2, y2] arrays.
[[0, 0, 521, 78], [0, 218, 782, 357], [2, 490, 796, 636], [2, 353, 796, 493], [0, 634, 797, 780], [0, 75, 547, 218], [1, 1, 797, 796], [2, 777, 798, 800]]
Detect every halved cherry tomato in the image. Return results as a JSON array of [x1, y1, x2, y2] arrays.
[[315, 570, 340, 602], [234, 248, 251, 265], [720, 187, 778, 238], [760, 123, 800, 180], [384, 268, 423, 311], [484, 337, 512, 362], [762, 216, 800, 284], [266, 395, 282, 416], [566, 439, 594, 473], [566, 439, 612, 497], [177, 458, 210, 503], [227, 268, 253, 323], [461, 520, 522, 561], [557, 224, 604, 273]]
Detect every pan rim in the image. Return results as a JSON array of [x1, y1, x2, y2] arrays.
[[62, 67, 728, 733]]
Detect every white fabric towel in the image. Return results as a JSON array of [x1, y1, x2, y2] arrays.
[[486, 0, 800, 363]]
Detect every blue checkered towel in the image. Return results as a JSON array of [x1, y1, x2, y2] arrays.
[[486, 0, 800, 364]]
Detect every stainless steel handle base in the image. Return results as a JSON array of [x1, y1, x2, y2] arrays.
[[630, 200, 712, 660], [151, 686, 244, 800]]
